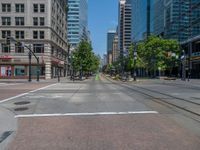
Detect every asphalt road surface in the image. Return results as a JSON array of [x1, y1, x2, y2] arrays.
[[0, 75, 200, 150]]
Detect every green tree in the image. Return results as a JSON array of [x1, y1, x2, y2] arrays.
[[137, 36, 180, 76], [71, 40, 100, 76]]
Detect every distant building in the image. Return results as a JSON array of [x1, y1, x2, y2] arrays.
[[103, 54, 107, 66], [118, 0, 132, 57], [108, 52, 112, 65], [107, 30, 116, 63], [0, 0, 68, 79], [67, 0, 88, 47], [112, 34, 119, 63]]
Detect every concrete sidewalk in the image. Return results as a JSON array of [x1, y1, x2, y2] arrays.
[[129, 78, 200, 86], [0, 76, 93, 84]]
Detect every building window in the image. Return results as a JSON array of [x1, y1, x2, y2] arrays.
[[33, 17, 38, 26], [33, 4, 38, 12], [14, 66, 25, 76], [33, 44, 44, 53], [40, 31, 45, 39], [1, 17, 11, 25], [2, 43, 10, 53], [40, 4, 45, 12], [15, 44, 24, 53], [15, 4, 24, 12], [15, 17, 24, 25], [2, 30, 11, 38], [2, 4, 11, 12], [40, 17, 45, 26], [15, 31, 24, 39], [33, 31, 38, 39]]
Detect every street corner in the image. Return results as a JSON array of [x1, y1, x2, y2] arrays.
[[7, 114, 200, 150], [0, 82, 57, 102]]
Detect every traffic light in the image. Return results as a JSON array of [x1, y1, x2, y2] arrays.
[[16, 41, 22, 47], [6, 37, 10, 45]]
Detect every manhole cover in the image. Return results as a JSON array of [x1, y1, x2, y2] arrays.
[[14, 107, 29, 111], [14, 101, 30, 105]]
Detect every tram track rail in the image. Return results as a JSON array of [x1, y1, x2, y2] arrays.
[[102, 75, 200, 122]]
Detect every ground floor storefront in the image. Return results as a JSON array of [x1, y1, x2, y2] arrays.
[[0, 64, 66, 79]]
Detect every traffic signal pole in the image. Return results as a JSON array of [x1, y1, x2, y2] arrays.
[[28, 51, 32, 82], [6, 37, 40, 82]]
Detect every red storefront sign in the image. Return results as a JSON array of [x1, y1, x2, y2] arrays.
[[0, 55, 13, 59]]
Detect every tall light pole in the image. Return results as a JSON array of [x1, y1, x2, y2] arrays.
[[181, 50, 186, 81], [133, 43, 137, 81], [28, 50, 32, 82]]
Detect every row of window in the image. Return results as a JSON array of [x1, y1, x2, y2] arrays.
[[1, 3, 45, 13], [1, 17, 45, 26], [1, 30, 45, 39], [1, 44, 44, 53]]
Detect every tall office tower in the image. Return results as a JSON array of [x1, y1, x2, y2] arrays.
[[153, 0, 164, 36], [107, 30, 116, 63], [164, 0, 190, 42], [180, 0, 200, 79], [67, 0, 88, 47], [118, 0, 132, 57], [0, 0, 68, 79], [163, 0, 200, 78]]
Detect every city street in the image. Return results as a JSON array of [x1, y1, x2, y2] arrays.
[[0, 75, 200, 150]]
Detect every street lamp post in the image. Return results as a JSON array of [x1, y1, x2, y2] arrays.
[[181, 50, 186, 81], [28, 50, 32, 82], [57, 66, 60, 82], [133, 43, 137, 81], [67, 44, 70, 76]]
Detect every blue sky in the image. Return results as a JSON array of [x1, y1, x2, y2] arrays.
[[88, 0, 118, 57]]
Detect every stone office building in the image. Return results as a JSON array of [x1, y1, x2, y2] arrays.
[[0, 0, 68, 79]]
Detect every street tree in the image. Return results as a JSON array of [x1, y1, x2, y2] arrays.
[[71, 40, 100, 77]]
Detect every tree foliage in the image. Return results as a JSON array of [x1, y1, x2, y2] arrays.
[[71, 40, 100, 73], [104, 36, 180, 75], [137, 36, 180, 72]]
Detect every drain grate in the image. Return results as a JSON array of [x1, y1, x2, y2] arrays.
[[0, 131, 13, 143], [14, 101, 30, 105], [14, 107, 29, 111]]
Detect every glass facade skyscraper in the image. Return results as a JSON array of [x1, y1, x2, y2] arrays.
[[107, 30, 116, 64], [164, 0, 190, 42], [153, 0, 164, 36], [107, 30, 116, 53], [67, 0, 88, 47], [131, 0, 153, 42]]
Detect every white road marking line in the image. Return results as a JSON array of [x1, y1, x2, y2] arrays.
[[0, 83, 57, 104], [0, 83, 22, 86], [15, 111, 158, 118]]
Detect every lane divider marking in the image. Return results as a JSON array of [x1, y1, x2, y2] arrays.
[[15, 111, 158, 118]]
